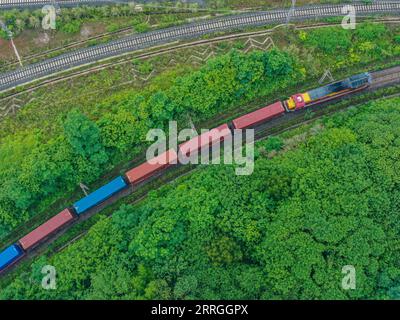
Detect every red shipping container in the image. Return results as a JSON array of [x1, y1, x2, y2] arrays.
[[19, 209, 75, 250], [232, 101, 285, 129], [125, 149, 178, 185], [179, 124, 231, 157]]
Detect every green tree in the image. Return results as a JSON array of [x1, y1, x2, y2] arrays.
[[63, 109, 108, 165]]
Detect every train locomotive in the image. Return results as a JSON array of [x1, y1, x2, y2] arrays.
[[0, 72, 372, 273], [284, 72, 372, 111]]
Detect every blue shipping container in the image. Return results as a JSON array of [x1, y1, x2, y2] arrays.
[[0, 244, 23, 270], [73, 176, 127, 215]]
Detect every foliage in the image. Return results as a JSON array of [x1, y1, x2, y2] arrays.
[[264, 136, 284, 152], [63, 109, 107, 163], [3, 98, 400, 299], [0, 29, 10, 40], [133, 22, 150, 33], [58, 20, 82, 34], [1, 21, 400, 299], [0, 4, 181, 38], [0, 48, 299, 238], [299, 23, 399, 71]]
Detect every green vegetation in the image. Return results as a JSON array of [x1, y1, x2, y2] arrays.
[[0, 4, 199, 39], [0, 20, 400, 298], [297, 23, 400, 71], [58, 20, 82, 34], [142, 20, 399, 77], [0, 6, 135, 38], [264, 136, 284, 152], [0, 21, 399, 243], [0, 48, 298, 239], [207, 0, 354, 10], [0, 0, 351, 40], [3, 97, 400, 299], [2, 22, 398, 139]]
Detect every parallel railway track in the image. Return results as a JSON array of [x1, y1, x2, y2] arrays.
[[0, 2, 400, 93], [0, 26, 135, 72], [35, 66, 400, 256], [0, 20, 378, 102], [2, 16, 399, 74], [2, 18, 399, 118], [370, 65, 400, 88], [1, 20, 366, 246], [1, 64, 400, 278]]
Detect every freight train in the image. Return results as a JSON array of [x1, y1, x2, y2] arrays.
[[0, 72, 372, 273]]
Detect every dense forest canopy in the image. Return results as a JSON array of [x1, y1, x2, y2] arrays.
[[2, 98, 400, 299], [0, 48, 298, 239], [1, 21, 399, 239], [1, 21, 400, 299]]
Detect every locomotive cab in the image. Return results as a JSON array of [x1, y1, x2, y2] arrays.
[[284, 72, 371, 111], [286, 93, 310, 111]]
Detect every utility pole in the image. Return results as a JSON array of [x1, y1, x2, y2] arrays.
[[0, 20, 23, 67], [79, 183, 90, 196], [319, 70, 335, 84]]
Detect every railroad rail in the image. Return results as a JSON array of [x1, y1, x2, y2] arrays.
[[370, 65, 400, 88], [1, 18, 400, 108], [1, 64, 400, 278], [0, 2, 400, 93]]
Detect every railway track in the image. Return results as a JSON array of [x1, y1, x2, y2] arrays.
[[46, 66, 400, 254], [0, 27, 135, 72], [2, 18, 399, 111], [2, 16, 398, 76], [0, 2, 399, 93], [1, 64, 400, 278], [370, 65, 400, 88], [0, 20, 372, 102], [2, 18, 390, 255]]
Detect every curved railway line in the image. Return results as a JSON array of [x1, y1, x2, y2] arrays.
[[2, 19, 388, 245], [1, 64, 400, 277], [1, 2, 400, 93]]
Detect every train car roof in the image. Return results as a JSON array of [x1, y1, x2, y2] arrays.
[[19, 209, 75, 250], [0, 245, 22, 270], [232, 101, 285, 129], [178, 124, 231, 156], [125, 149, 178, 184], [73, 176, 127, 215]]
